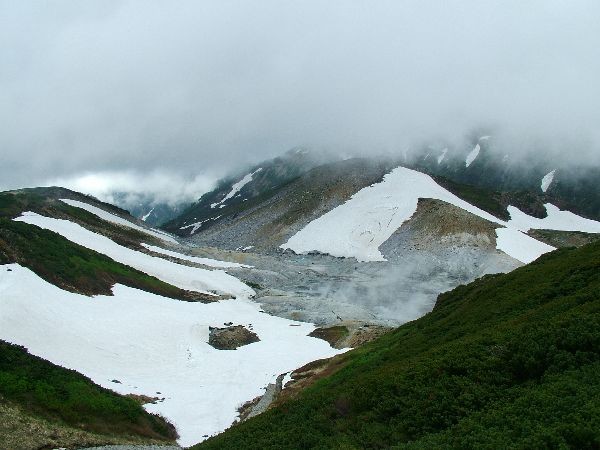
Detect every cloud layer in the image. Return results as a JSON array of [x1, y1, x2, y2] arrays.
[[1, 0, 599, 194]]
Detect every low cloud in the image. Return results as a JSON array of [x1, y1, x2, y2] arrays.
[[1, 1, 599, 195], [46, 170, 216, 207]]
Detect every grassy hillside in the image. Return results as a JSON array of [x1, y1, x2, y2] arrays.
[[195, 241, 600, 449], [0, 218, 186, 298], [433, 176, 548, 221], [0, 188, 164, 249], [0, 340, 176, 445], [0, 190, 210, 301]]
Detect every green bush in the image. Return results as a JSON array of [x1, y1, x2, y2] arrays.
[[0, 340, 176, 440], [0, 218, 188, 299], [195, 241, 600, 449]]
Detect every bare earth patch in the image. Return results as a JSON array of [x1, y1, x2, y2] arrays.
[[208, 325, 260, 350]]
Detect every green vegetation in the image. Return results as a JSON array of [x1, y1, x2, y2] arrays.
[[0, 190, 45, 218], [309, 326, 350, 347], [0, 189, 163, 249], [0, 189, 207, 300], [0, 340, 176, 441], [0, 218, 193, 299], [434, 176, 548, 221], [434, 176, 510, 220], [529, 228, 600, 249], [196, 241, 600, 449]]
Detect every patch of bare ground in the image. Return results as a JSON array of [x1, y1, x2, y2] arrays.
[[233, 358, 344, 426], [0, 400, 173, 450], [231, 322, 391, 424], [208, 325, 260, 350], [398, 198, 499, 250], [309, 321, 392, 349], [126, 394, 165, 405], [271, 356, 349, 407], [528, 229, 600, 248]]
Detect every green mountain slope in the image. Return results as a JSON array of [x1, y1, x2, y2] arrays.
[[0, 189, 211, 301], [195, 241, 600, 449], [0, 340, 176, 447]]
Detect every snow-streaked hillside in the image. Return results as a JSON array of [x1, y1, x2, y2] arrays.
[[61, 198, 178, 244], [507, 203, 600, 234], [0, 264, 342, 446], [282, 167, 600, 264], [141, 243, 251, 269], [16, 212, 250, 297], [211, 168, 262, 209]]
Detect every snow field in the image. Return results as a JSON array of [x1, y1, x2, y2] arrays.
[[507, 203, 600, 234], [283, 166, 600, 264], [61, 199, 178, 244], [282, 166, 551, 263], [16, 212, 251, 297], [0, 264, 343, 446]]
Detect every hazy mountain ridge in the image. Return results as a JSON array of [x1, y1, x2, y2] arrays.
[[410, 137, 600, 220], [163, 148, 325, 235], [163, 147, 600, 266], [1, 148, 599, 448]]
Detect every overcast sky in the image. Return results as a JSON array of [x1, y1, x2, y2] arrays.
[[1, 0, 599, 203]]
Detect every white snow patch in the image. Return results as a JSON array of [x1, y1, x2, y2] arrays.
[[282, 167, 504, 262], [0, 264, 343, 446], [180, 216, 222, 235], [211, 168, 262, 209], [437, 148, 448, 164], [507, 203, 600, 234], [141, 244, 251, 269], [282, 372, 293, 388], [479, 135, 491, 141], [465, 144, 480, 167], [541, 170, 556, 192], [281, 166, 559, 264], [141, 208, 154, 222], [61, 199, 177, 244], [495, 228, 554, 264], [16, 212, 250, 297]]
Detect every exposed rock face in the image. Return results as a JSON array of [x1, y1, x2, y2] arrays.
[[169, 159, 392, 251], [208, 325, 260, 350]]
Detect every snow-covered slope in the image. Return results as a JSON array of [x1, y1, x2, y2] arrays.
[[494, 228, 555, 264], [507, 203, 600, 234], [0, 264, 342, 446], [281, 166, 600, 265], [281, 166, 554, 263], [16, 212, 249, 297], [61, 198, 178, 244]]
